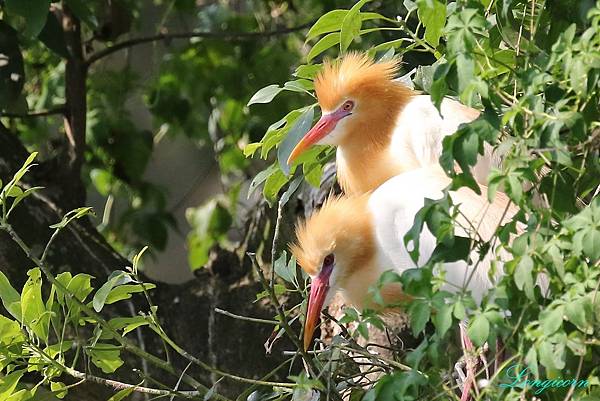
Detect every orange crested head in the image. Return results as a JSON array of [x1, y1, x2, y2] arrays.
[[314, 52, 410, 111], [290, 194, 376, 349], [286, 52, 415, 168], [290, 194, 374, 279]]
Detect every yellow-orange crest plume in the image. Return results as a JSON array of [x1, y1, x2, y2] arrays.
[[290, 195, 374, 278], [315, 52, 410, 111]]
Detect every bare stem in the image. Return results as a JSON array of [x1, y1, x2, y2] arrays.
[[85, 21, 315, 66], [214, 308, 279, 325]]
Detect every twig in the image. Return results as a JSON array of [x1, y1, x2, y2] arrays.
[[41, 228, 62, 264], [154, 325, 296, 388], [66, 367, 202, 399], [27, 339, 202, 399], [85, 21, 315, 66], [214, 308, 279, 325], [270, 196, 285, 289]]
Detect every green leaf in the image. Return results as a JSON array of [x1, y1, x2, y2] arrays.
[[7, 186, 44, 218], [340, 0, 372, 52], [582, 228, 600, 261], [278, 106, 315, 174], [453, 301, 466, 320], [433, 303, 453, 337], [108, 316, 150, 335], [540, 305, 564, 336], [514, 255, 534, 299], [280, 176, 302, 207], [409, 300, 430, 336], [21, 268, 49, 342], [307, 10, 348, 41], [49, 207, 95, 229], [538, 337, 566, 370], [105, 283, 156, 305], [88, 344, 124, 374], [0, 271, 22, 321], [107, 387, 135, 401], [93, 271, 133, 312], [565, 298, 591, 331], [468, 314, 489, 346], [0, 315, 24, 346], [65, 273, 94, 303], [307, 32, 341, 62], [263, 168, 288, 203], [294, 64, 322, 79], [456, 53, 475, 97], [431, 236, 471, 263], [274, 251, 294, 283], [247, 84, 284, 106], [243, 143, 262, 158], [0, 370, 24, 399], [417, 0, 446, 47], [5, 0, 51, 38], [306, 9, 384, 41], [283, 79, 315, 93], [50, 381, 68, 399]]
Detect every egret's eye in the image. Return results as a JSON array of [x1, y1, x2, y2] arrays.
[[323, 253, 335, 267], [341, 100, 354, 112]]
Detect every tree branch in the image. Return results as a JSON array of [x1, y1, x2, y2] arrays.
[[62, 6, 88, 205], [85, 20, 315, 66]]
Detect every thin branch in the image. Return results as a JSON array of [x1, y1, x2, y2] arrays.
[[85, 20, 315, 66], [66, 367, 202, 399], [0, 106, 67, 119], [29, 340, 201, 399], [214, 308, 279, 325], [150, 326, 296, 388], [270, 196, 285, 289]]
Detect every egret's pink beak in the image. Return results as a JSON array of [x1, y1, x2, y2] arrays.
[[287, 109, 351, 165], [303, 268, 333, 350]]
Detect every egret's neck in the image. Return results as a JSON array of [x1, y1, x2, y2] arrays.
[[335, 92, 415, 195]]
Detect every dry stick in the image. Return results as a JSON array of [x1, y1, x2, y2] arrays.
[[214, 308, 279, 325], [85, 20, 315, 66], [0, 221, 230, 401], [66, 367, 201, 399], [27, 337, 202, 399], [270, 197, 285, 289], [152, 329, 296, 389]]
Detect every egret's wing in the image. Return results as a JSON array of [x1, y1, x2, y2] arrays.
[[390, 95, 501, 185], [368, 167, 516, 303]]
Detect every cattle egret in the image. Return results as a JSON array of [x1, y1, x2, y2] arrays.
[[290, 166, 519, 400], [291, 166, 514, 349], [287, 53, 499, 194]]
